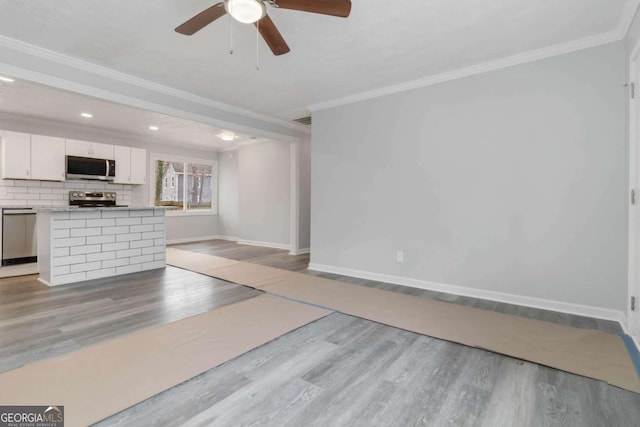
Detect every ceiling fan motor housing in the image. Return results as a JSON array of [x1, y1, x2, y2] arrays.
[[224, 0, 266, 24]]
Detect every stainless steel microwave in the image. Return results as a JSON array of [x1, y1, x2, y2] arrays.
[[66, 156, 116, 181]]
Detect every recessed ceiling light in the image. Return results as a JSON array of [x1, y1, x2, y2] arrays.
[[149, 126, 159, 131], [0, 76, 14, 83], [80, 113, 93, 118], [218, 131, 237, 142]]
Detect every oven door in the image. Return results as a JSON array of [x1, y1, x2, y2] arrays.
[[2, 208, 37, 266]]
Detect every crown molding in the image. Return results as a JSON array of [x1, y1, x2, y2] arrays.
[[0, 35, 310, 135], [308, 30, 623, 112], [619, 0, 640, 39], [0, 60, 302, 144], [237, 137, 272, 147]]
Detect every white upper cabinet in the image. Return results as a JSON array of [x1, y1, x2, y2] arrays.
[[114, 146, 146, 185], [1, 131, 31, 180], [31, 135, 66, 181], [130, 148, 146, 185], [66, 139, 115, 159], [92, 142, 115, 159], [113, 145, 132, 184], [2, 130, 144, 185]]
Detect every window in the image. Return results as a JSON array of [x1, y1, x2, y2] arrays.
[[152, 155, 217, 215]]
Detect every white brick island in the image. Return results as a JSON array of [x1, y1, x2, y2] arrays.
[[37, 207, 167, 286]]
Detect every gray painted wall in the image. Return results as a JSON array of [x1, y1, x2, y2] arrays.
[[238, 140, 290, 246], [311, 43, 628, 311], [218, 150, 239, 238], [626, 6, 640, 53], [218, 139, 310, 250], [299, 135, 312, 250], [0, 113, 219, 240]]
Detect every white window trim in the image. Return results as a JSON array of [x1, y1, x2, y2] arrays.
[[150, 153, 218, 217]]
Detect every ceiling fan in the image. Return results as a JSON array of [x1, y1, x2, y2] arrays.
[[175, 0, 352, 56]]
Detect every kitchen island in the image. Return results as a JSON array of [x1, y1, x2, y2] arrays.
[[37, 207, 167, 286]]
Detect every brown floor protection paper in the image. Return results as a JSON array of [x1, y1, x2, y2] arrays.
[[0, 295, 332, 427], [166, 247, 640, 393]]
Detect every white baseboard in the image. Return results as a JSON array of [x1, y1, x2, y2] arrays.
[[166, 235, 237, 245], [237, 239, 290, 251], [216, 236, 239, 242], [622, 315, 640, 350], [290, 247, 310, 256], [308, 262, 625, 324], [166, 235, 294, 252]]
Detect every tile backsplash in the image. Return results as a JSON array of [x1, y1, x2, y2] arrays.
[[0, 179, 132, 207]]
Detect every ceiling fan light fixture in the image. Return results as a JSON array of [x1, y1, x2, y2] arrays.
[[218, 131, 237, 141], [224, 0, 266, 24]]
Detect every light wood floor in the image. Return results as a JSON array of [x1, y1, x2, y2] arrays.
[[1, 240, 639, 426]]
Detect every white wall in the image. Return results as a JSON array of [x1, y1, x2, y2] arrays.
[[298, 135, 312, 251], [626, 6, 640, 53], [238, 140, 290, 247], [311, 43, 628, 312], [218, 150, 239, 238], [0, 113, 219, 241]]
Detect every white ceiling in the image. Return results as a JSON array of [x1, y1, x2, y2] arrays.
[[0, 78, 255, 150], [0, 0, 631, 122]]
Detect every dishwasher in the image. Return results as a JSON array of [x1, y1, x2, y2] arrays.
[[1, 208, 37, 266]]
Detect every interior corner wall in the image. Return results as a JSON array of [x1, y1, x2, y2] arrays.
[[238, 140, 290, 246], [626, 5, 640, 53], [218, 150, 239, 238], [298, 135, 312, 250], [310, 42, 628, 311]]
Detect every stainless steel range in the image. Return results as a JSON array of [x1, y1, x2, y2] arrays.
[[69, 191, 128, 208]]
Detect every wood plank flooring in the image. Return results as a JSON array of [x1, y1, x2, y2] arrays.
[[2, 239, 639, 426], [0, 265, 261, 374]]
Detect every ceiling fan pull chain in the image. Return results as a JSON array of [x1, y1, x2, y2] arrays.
[[256, 20, 260, 70]]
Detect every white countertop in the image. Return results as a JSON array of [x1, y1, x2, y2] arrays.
[[35, 206, 172, 212]]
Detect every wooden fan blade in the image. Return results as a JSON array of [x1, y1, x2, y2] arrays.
[[255, 15, 290, 56], [175, 3, 227, 35], [272, 0, 351, 18]]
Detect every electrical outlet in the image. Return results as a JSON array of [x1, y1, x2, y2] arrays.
[[396, 251, 404, 263]]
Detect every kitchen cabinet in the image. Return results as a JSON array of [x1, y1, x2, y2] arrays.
[[114, 146, 146, 185], [66, 139, 114, 159], [31, 135, 66, 181], [113, 146, 131, 184], [130, 148, 146, 184], [1, 131, 31, 179], [2, 129, 143, 185]]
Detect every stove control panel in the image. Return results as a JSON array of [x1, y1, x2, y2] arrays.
[[69, 191, 117, 202]]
